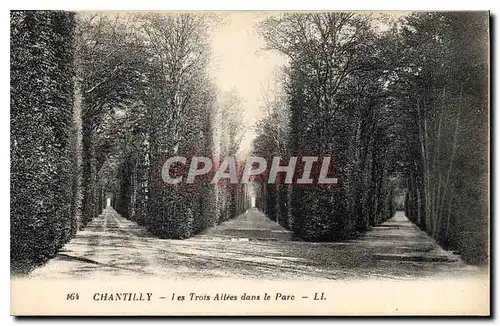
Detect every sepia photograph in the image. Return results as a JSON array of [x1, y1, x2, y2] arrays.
[[9, 9, 490, 316]]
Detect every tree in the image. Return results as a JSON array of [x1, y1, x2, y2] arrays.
[[253, 82, 291, 227], [398, 12, 489, 264], [257, 13, 397, 240], [11, 11, 76, 273], [213, 90, 246, 224], [75, 13, 147, 226], [134, 13, 218, 238]]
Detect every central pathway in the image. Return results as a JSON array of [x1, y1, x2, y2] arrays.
[[26, 207, 482, 280]]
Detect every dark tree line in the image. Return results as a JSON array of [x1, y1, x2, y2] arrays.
[[254, 13, 398, 241], [10, 11, 489, 274], [254, 12, 489, 265], [11, 11, 247, 273], [397, 12, 489, 265], [11, 11, 77, 273]]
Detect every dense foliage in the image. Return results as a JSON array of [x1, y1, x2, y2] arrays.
[[399, 12, 489, 264], [11, 12, 246, 273], [254, 12, 489, 264], [11, 11, 76, 273], [10, 11, 489, 273], [255, 13, 398, 241]]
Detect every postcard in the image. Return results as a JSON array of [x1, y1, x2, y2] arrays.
[[10, 10, 490, 316]]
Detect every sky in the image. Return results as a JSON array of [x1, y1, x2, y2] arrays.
[[208, 12, 287, 155]]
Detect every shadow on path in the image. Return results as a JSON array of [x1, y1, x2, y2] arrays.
[[27, 208, 483, 280]]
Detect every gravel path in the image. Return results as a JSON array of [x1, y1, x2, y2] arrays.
[[26, 208, 484, 280]]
